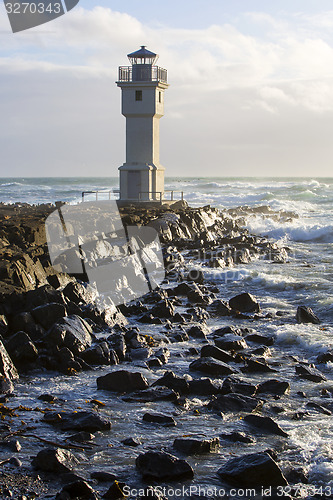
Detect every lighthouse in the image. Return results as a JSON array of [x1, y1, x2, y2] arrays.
[[117, 46, 169, 203]]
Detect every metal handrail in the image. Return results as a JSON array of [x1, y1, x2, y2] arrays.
[[138, 190, 184, 204], [118, 65, 168, 84], [82, 189, 120, 202]]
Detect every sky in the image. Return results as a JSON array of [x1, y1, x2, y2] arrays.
[[1, 1, 333, 177]]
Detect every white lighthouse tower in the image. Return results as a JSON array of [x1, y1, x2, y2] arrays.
[[117, 46, 169, 203]]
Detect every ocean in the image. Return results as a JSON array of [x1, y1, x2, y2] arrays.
[[1, 176, 333, 493]]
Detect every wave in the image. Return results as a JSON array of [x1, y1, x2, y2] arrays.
[[0, 182, 24, 187], [247, 217, 333, 243]]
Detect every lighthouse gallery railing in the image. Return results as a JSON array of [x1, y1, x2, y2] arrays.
[[118, 66, 168, 84]]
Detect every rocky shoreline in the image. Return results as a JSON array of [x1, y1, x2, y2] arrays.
[[0, 202, 331, 499]]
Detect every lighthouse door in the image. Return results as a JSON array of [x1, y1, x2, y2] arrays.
[[128, 170, 141, 199]]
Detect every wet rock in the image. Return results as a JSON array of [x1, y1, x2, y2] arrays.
[[187, 325, 207, 340], [97, 370, 149, 392], [69, 432, 95, 443], [62, 282, 90, 305], [57, 480, 98, 499], [221, 376, 258, 397], [188, 377, 222, 395], [296, 306, 320, 324], [200, 344, 234, 363], [217, 451, 287, 487], [296, 364, 327, 383], [45, 315, 93, 355], [32, 448, 79, 473], [107, 333, 126, 361], [38, 393, 58, 403], [5, 331, 38, 368], [208, 393, 263, 413], [173, 437, 220, 455], [0, 315, 8, 337], [241, 358, 277, 374], [257, 379, 290, 396], [153, 371, 190, 394], [189, 357, 236, 376], [151, 300, 175, 318], [221, 431, 255, 444], [147, 358, 163, 368], [245, 333, 275, 346], [306, 402, 332, 415], [103, 480, 128, 499], [317, 350, 333, 364], [43, 411, 111, 432], [143, 413, 177, 426], [229, 293, 260, 313], [155, 347, 170, 364], [136, 451, 194, 481], [90, 471, 117, 483], [8, 311, 41, 340], [215, 334, 248, 351], [208, 299, 232, 316], [244, 414, 288, 437], [122, 386, 179, 403], [31, 302, 67, 330], [122, 437, 141, 447], [82, 342, 115, 366], [0, 339, 18, 392]]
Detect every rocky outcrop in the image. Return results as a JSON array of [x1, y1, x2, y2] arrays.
[[0, 339, 18, 393], [97, 370, 149, 392], [32, 448, 79, 473], [217, 451, 288, 487], [136, 451, 194, 481]]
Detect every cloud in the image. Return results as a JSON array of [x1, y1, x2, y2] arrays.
[[1, 6, 333, 177]]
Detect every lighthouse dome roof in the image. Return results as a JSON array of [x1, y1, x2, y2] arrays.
[[127, 46, 159, 65]]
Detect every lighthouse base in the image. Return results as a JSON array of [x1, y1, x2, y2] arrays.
[[118, 163, 165, 202]]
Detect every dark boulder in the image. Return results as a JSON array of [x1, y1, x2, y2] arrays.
[[122, 386, 179, 403], [143, 413, 176, 426], [153, 371, 190, 394], [151, 300, 175, 318], [0, 315, 8, 337], [244, 414, 288, 437], [57, 480, 98, 500], [296, 306, 320, 324], [208, 299, 232, 316], [31, 302, 67, 330], [208, 393, 263, 413], [221, 376, 257, 397], [136, 451, 194, 481], [82, 342, 116, 366], [187, 325, 207, 340], [221, 432, 254, 444], [317, 350, 333, 364], [295, 365, 326, 383], [217, 451, 287, 487], [43, 411, 111, 432], [200, 344, 234, 363], [189, 357, 236, 376], [45, 315, 93, 355], [188, 378, 222, 395], [103, 480, 128, 499], [245, 333, 275, 346], [229, 293, 260, 313], [5, 331, 38, 368], [97, 370, 149, 392], [215, 334, 248, 351], [32, 448, 79, 473], [0, 340, 18, 392], [257, 379, 290, 396], [173, 437, 220, 455], [241, 359, 277, 374]]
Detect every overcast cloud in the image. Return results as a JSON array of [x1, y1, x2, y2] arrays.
[[1, 3, 333, 177]]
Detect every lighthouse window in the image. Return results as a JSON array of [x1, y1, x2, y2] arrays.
[[135, 90, 142, 101], [159, 92, 162, 103]]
